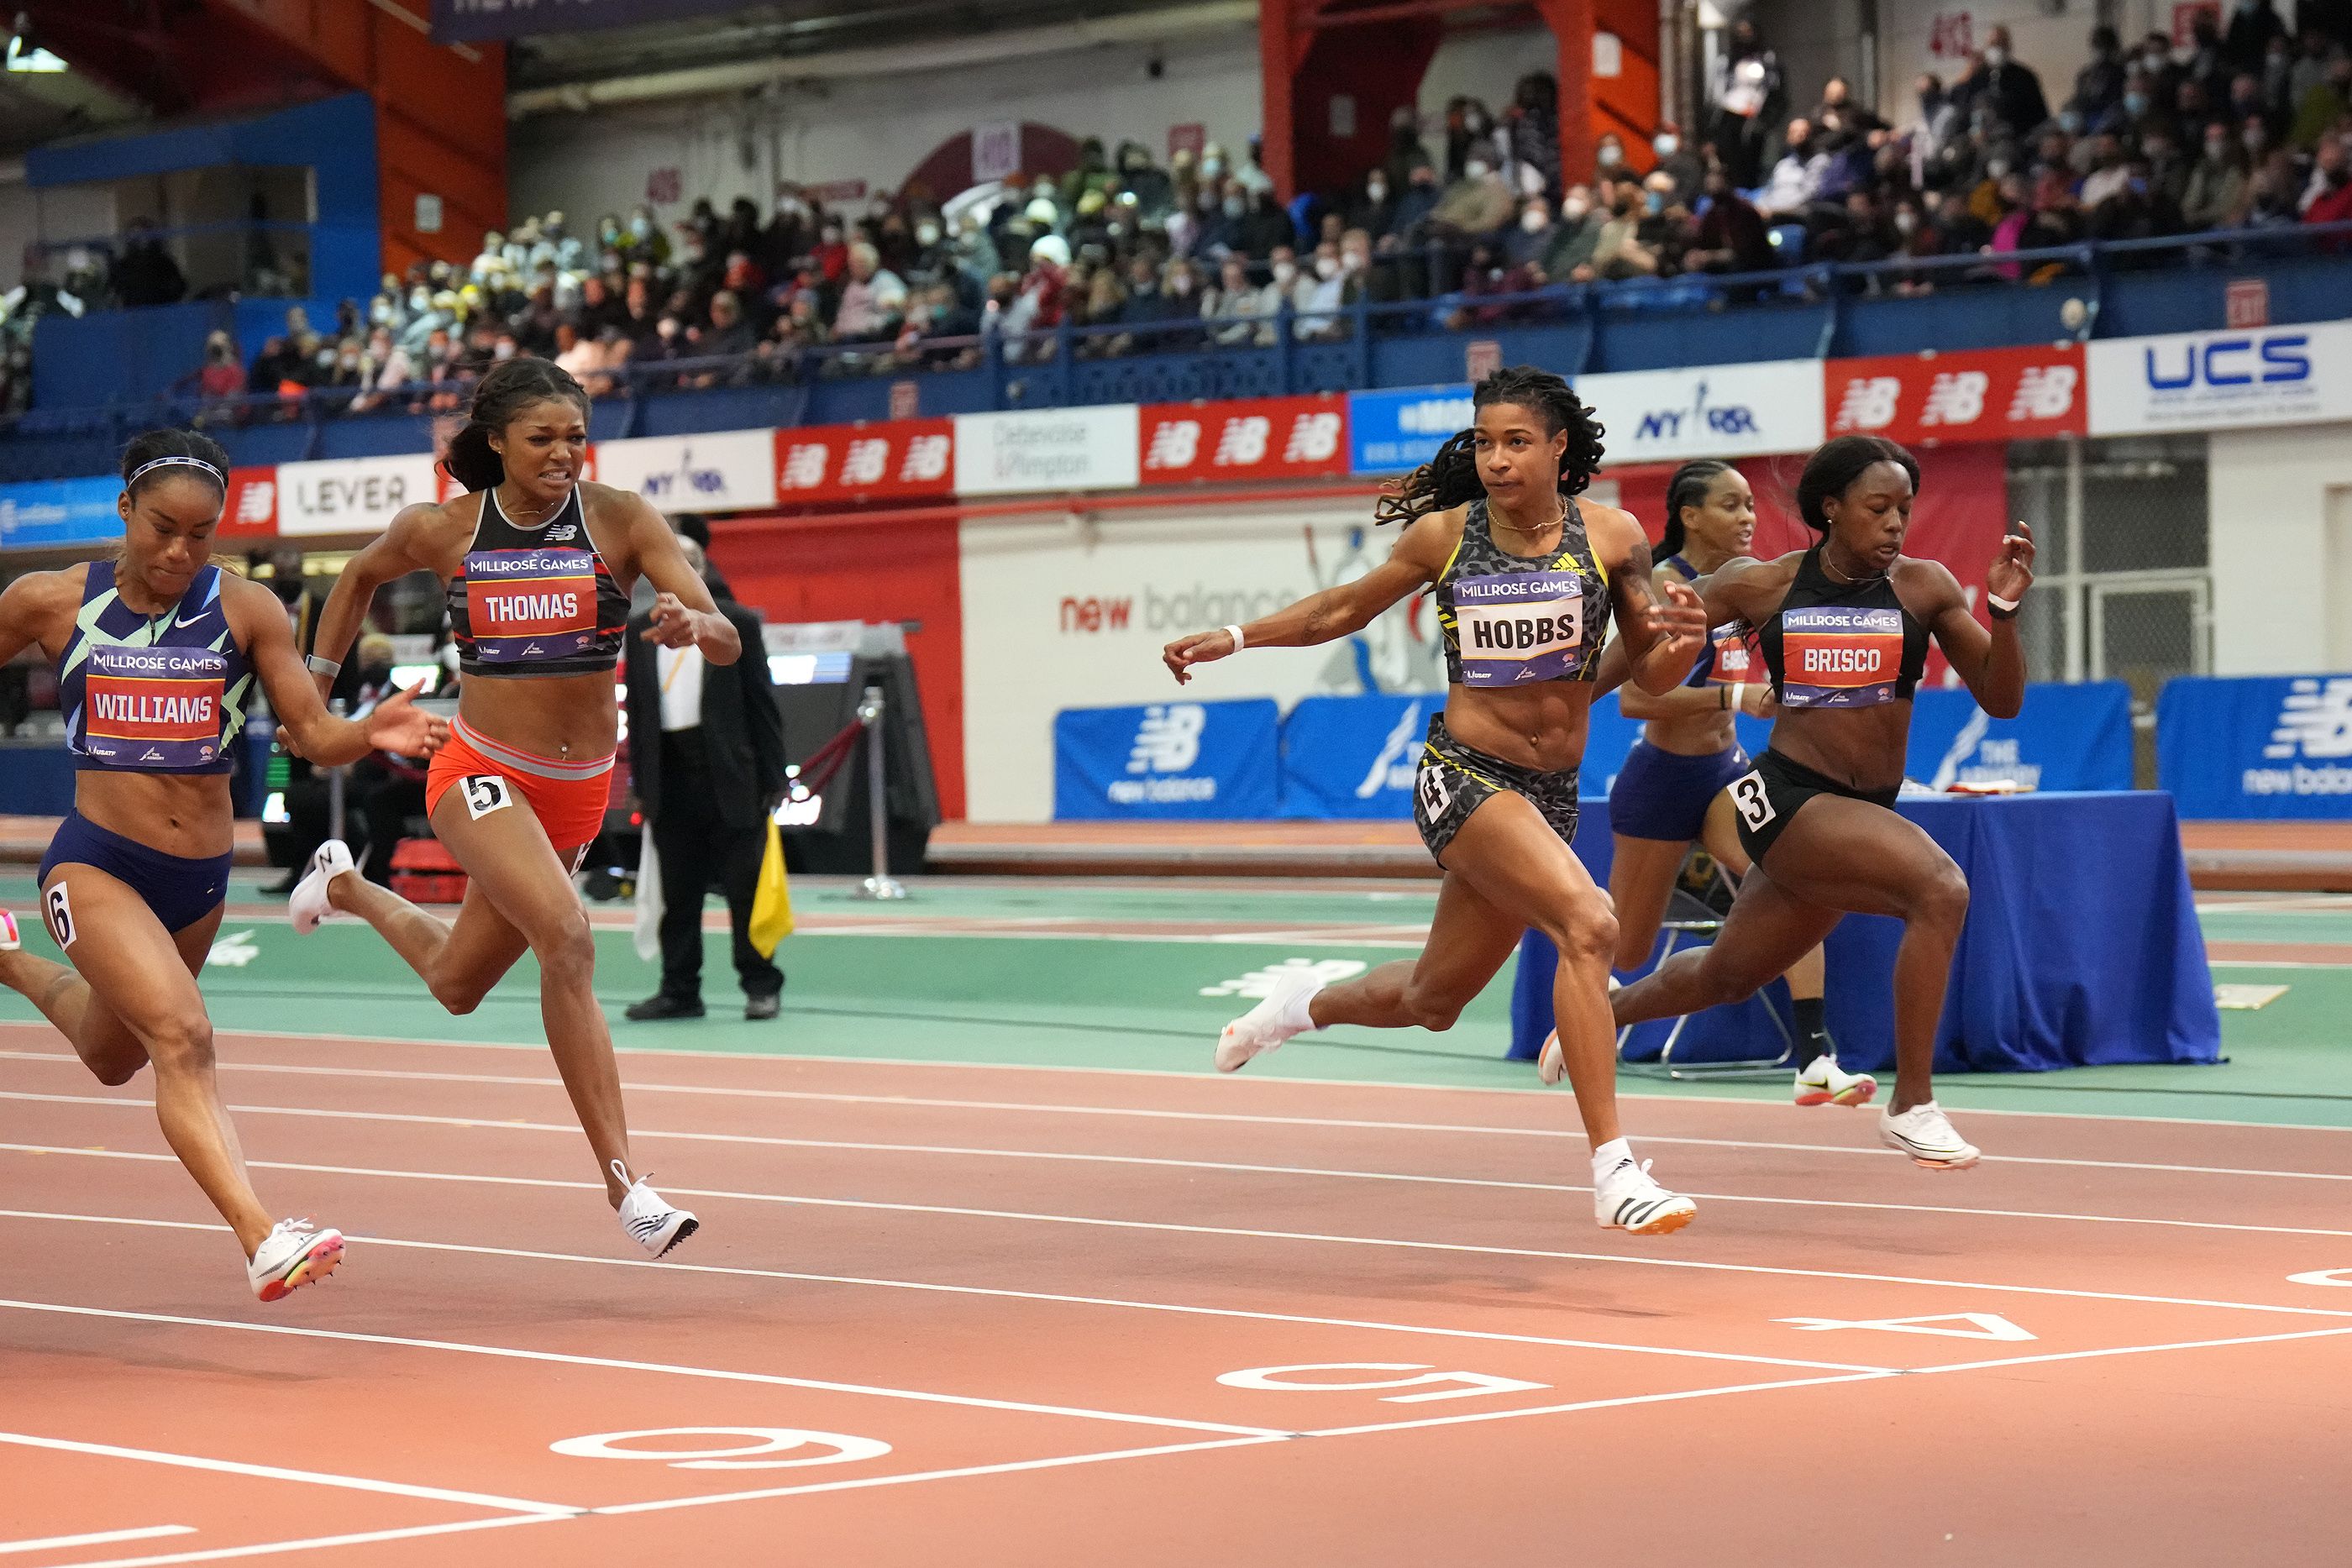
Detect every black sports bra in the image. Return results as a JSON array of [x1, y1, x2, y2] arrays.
[[1757, 545, 1929, 709]]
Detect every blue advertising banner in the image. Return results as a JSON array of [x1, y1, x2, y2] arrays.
[[1347, 384, 1473, 475], [1907, 680, 2134, 793], [1279, 694, 1429, 818], [2157, 674, 2352, 819], [0, 475, 122, 549], [1055, 698, 1279, 821], [432, 0, 751, 44]]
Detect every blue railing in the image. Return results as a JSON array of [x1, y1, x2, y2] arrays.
[[2, 222, 2346, 483]]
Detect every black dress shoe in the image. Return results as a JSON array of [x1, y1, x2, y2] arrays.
[[625, 994, 705, 1021], [743, 993, 780, 1020]]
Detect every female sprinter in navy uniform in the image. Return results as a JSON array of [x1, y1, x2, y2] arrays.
[[1604, 459, 1872, 1107], [1609, 434, 2034, 1170], [292, 359, 739, 1258], [1163, 367, 1712, 1235], [0, 429, 442, 1298]]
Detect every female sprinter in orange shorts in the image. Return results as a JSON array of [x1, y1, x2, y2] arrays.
[[1163, 366, 1711, 1235], [0, 427, 442, 1298], [291, 358, 740, 1257]]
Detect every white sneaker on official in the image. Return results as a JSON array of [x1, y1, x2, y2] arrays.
[[1879, 1101, 1980, 1171], [288, 839, 354, 935], [1794, 1054, 1878, 1108], [1215, 968, 1319, 1072], [1537, 977, 1619, 1087], [248, 1218, 344, 1302], [1593, 1156, 1697, 1235], [0, 910, 18, 951], [616, 1162, 698, 1258]]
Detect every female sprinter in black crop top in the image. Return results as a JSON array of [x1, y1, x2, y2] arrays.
[[1607, 435, 2035, 1172], [1163, 366, 1712, 1235], [296, 358, 740, 1259]]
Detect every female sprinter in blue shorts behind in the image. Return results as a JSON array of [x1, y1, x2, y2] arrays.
[[1605, 459, 1873, 1108], [1163, 366, 1711, 1235], [0, 428, 443, 1299]]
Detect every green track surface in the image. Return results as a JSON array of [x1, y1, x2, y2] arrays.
[[0, 873, 2344, 1129]]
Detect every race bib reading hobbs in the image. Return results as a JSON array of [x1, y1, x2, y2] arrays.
[[81, 645, 228, 768], [464, 548, 599, 662], [1779, 605, 1904, 707], [1453, 572, 1586, 686]]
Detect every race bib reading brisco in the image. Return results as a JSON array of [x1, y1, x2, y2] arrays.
[[464, 548, 598, 662], [81, 645, 228, 768], [1453, 572, 1585, 686], [1779, 605, 1904, 707]]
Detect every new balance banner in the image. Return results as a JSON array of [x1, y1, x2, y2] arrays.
[[218, 467, 281, 538], [1347, 385, 1475, 475], [1908, 682, 2134, 793], [1278, 694, 1427, 818], [431, 0, 750, 44], [0, 475, 122, 548], [1826, 345, 2087, 445], [1140, 396, 1351, 485], [1054, 698, 1278, 820], [774, 419, 955, 505], [2087, 322, 2352, 435], [2158, 674, 2352, 819]]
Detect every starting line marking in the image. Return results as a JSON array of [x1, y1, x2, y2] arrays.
[[0, 1431, 573, 1517], [0, 1525, 196, 1556], [1777, 1314, 2037, 1342]]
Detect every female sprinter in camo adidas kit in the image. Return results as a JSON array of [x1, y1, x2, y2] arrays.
[[0, 428, 442, 1299], [1604, 459, 1872, 1108], [1609, 435, 2035, 1170], [1163, 366, 1712, 1235], [291, 358, 739, 1258]]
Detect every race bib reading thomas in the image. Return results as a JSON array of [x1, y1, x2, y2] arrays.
[[1778, 605, 1904, 707], [1453, 572, 1586, 686], [81, 645, 228, 768], [465, 548, 598, 663]]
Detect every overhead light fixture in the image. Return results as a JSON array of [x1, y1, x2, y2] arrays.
[[7, 11, 63, 72]]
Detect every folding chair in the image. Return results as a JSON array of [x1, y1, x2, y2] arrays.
[[1617, 847, 1793, 1081]]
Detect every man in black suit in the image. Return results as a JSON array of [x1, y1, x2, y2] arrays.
[[623, 540, 788, 1020]]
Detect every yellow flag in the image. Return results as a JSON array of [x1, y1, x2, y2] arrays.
[[748, 818, 793, 957]]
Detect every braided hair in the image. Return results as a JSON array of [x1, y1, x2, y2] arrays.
[[1656, 459, 1735, 564], [442, 357, 591, 493], [1372, 365, 1605, 527]]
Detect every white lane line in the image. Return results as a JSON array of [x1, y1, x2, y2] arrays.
[[1299, 1371, 1901, 1439], [0, 1298, 1287, 1440], [0, 1526, 195, 1557], [0, 1210, 1894, 1376], [10, 1051, 2348, 1181], [588, 1435, 1291, 1517], [2205, 959, 2352, 970], [53, 1517, 555, 1568], [10, 1143, 2350, 1324], [10, 1030, 2352, 1136], [1908, 1323, 2352, 1376], [15, 1089, 2352, 1244], [0, 1431, 574, 1517]]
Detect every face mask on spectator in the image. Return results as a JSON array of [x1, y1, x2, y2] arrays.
[[1983, 45, 2008, 67], [1273, 260, 1298, 284], [1520, 208, 1549, 233], [1644, 191, 1666, 214], [2059, 110, 2085, 135], [1169, 274, 1194, 297], [370, 299, 394, 326], [1465, 160, 1492, 179], [2124, 92, 2150, 117], [1597, 142, 1623, 168], [1895, 209, 1920, 234], [494, 340, 516, 359], [1201, 156, 1225, 179], [1224, 196, 1247, 218], [1367, 178, 1388, 201], [2244, 125, 2268, 150], [630, 217, 652, 239], [1987, 157, 2012, 179], [1654, 133, 1679, 157], [916, 221, 941, 245], [1562, 196, 1590, 220], [1315, 254, 1341, 279]]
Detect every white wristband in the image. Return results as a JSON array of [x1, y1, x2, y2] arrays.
[[1987, 592, 2019, 613], [1223, 624, 1246, 653], [306, 655, 342, 678], [1730, 682, 1746, 715]]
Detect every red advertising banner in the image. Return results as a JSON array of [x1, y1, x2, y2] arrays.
[[1137, 396, 1351, 485], [773, 419, 957, 505], [218, 467, 279, 538], [1824, 344, 2087, 446]]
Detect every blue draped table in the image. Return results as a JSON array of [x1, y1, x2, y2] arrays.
[[1509, 791, 2221, 1075]]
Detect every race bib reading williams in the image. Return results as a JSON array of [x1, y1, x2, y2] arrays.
[[1779, 605, 1904, 708], [1452, 571, 1586, 686], [81, 644, 228, 768], [464, 548, 598, 663]]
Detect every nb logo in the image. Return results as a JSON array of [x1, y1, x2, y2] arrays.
[[1127, 705, 1205, 774], [2265, 678, 2352, 761]]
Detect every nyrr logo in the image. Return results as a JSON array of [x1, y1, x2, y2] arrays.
[[2143, 333, 2310, 391], [642, 446, 729, 499], [1635, 380, 1758, 442], [1127, 703, 1205, 774]]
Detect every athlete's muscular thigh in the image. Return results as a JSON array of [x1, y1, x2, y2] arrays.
[[1756, 794, 1956, 919]]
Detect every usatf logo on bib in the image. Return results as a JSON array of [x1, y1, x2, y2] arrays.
[[81, 644, 228, 768], [1453, 571, 1586, 686], [464, 548, 597, 662], [1780, 605, 1904, 707]]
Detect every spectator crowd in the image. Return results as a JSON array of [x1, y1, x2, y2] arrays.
[[174, 0, 2352, 414]]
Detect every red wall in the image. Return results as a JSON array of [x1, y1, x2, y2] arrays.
[[709, 513, 968, 819]]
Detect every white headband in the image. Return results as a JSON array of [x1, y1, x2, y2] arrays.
[[127, 454, 224, 488]]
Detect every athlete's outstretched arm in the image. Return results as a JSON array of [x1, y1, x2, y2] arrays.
[[1161, 509, 1452, 684], [1920, 522, 2033, 719], [1588, 506, 1704, 696], [310, 504, 438, 694], [242, 578, 444, 765], [622, 493, 740, 664]]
